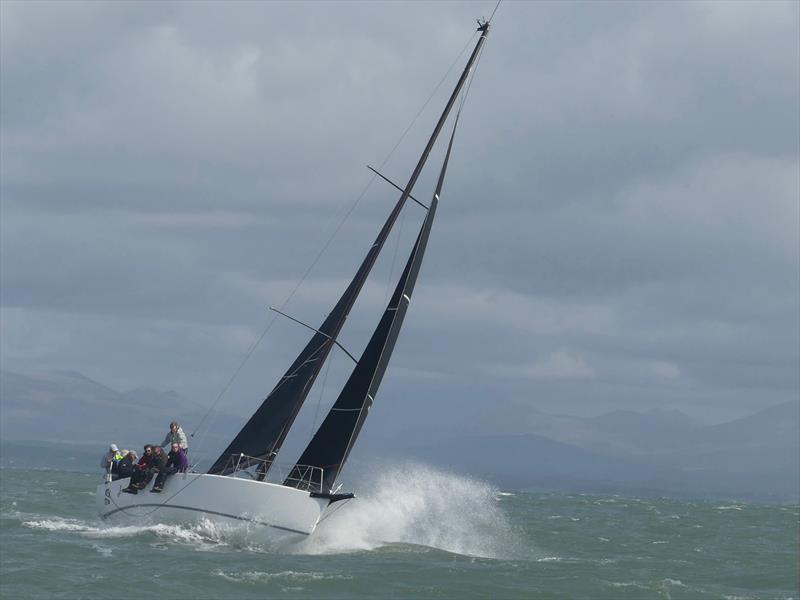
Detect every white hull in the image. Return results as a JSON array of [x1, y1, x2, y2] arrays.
[[96, 473, 328, 541]]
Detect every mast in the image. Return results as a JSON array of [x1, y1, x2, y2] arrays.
[[208, 22, 491, 477], [286, 106, 463, 493]]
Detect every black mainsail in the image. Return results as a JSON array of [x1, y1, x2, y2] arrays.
[[207, 22, 490, 477], [285, 116, 460, 493]]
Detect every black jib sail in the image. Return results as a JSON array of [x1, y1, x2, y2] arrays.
[[285, 114, 460, 494], [207, 22, 490, 477]]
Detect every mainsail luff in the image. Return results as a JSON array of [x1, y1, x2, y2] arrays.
[[207, 23, 490, 477], [286, 108, 462, 493]]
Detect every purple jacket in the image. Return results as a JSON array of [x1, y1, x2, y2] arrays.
[[166, 447, 188, 472]]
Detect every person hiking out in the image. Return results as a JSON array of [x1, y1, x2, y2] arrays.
[[115, 450, 138, 480], [147, 445, 168, 484], [151, 443, 188, 493], [100, 444, 123, 481], [123, 445, 153, 494]]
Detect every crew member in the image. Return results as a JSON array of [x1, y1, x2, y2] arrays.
[[123, 445, 153, 494], [160, 421, 188, 454], [151, 443, 188, 493], [100, 444, 123, 480]]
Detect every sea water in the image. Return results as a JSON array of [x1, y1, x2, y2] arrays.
[[1, 465, 797, 599]]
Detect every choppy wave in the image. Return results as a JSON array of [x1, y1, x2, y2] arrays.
[[296, 463, 522, 559], [214, 570, 352, 584], [607, 581, 651, 590], [606, 578, 688, 598], [90, 543, 114, 558], [4, 466, 797, 599]]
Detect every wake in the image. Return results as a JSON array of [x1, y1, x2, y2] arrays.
[[21, 516, 260, 551]]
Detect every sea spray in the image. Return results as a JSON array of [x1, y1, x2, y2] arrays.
[[297, 462, 522, 558]]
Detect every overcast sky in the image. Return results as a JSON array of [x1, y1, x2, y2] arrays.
[[1, 1, 798, 431]]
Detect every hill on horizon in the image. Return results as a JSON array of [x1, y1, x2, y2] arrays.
[[1, 369, 797, 502]]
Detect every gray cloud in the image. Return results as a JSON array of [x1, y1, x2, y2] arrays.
[[1, 1, 797, 429]]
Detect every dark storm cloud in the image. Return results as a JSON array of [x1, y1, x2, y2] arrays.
[[1, 1, 797, 423]]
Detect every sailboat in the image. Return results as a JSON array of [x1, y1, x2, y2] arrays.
[[96, 18, 492, 541]]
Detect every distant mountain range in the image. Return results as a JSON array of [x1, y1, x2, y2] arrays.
[[0, 370, 240, 451], [1, 370, 797, 502]]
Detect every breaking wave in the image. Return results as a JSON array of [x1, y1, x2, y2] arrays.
[[297, 462, 521, 558]]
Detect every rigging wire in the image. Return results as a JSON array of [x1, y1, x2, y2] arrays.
[[189, 29, 480, 457], [488, 0, 502, 24]]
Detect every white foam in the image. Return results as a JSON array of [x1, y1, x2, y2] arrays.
[[608, 581, 649, 590], [23, 518, 94, 532], [214, 570, 350, 584], [91, 543, 113, 558], [715, 505, 744, 511], [93, 522, 209, 543], [22, 516, 241, 551], [296, 462, 521, 559], [659, 578, 687, 599], [535, 556, 582, 563]]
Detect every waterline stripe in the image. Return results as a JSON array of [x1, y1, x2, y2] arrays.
[[100, 504, 310, 536]]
